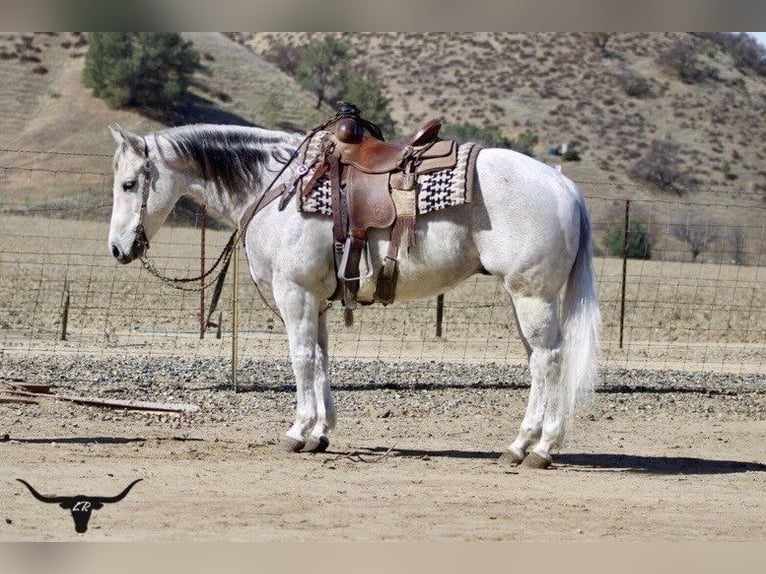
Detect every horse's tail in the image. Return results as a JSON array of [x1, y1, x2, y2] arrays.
[[559, 184, 601, 433]]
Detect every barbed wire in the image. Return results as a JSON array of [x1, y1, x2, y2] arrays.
[[0, 165, 109, 177], [0, 150, 764, 198], [0, 147, 112, 158]]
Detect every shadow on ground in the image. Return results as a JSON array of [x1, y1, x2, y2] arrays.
[[358, 446, 766, 475], [555, 452, 766, 475]]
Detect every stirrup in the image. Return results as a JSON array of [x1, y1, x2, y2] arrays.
[[337, 237, 374, 282]]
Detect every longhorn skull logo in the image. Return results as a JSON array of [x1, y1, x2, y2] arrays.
[[17, 478, 142, 533]]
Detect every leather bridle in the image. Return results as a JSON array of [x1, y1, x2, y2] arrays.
[[134, 136, 238, 291], [133, 138, 152, 255]]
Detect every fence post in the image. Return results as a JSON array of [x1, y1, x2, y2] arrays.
[[199, 205, 206, 339], [231, 241, 240, 392], [60, 281, 70, 341], [436, 294, 444, 338], [619, 199, 630, 349]]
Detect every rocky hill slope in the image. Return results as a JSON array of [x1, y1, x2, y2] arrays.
[[1, 32, 763, 259]]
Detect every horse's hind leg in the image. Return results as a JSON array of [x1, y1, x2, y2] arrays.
[[501, 293, 562, 468]]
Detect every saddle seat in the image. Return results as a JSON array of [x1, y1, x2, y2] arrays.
[[334, 118, 443, 174]]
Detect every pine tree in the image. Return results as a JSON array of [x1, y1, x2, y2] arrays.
[[341, 77, 396, 137], [295, 36, 351, 110]]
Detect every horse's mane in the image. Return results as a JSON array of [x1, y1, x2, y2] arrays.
[[157, 125, 302, 197]]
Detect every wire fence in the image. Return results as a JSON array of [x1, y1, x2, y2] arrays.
[[1, 153, 764, 377]]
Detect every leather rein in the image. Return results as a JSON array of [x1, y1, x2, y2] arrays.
[[133, 114, 346, 293], [132, 113, 344, 323], [135, 136, 292, 293]]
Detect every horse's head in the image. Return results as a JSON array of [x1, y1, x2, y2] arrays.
[[108, 125, 177, 264]]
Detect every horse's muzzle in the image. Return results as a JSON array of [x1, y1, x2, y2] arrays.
[[111, 227, 149, 264]]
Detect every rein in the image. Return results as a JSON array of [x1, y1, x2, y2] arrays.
[[136, 137, 239, 292], [132, 116, 344, 325], [132, 125, 328, 322]]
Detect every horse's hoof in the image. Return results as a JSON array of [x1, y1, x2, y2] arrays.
[[498, 449, 525, 465], [521, 451, 552, 469], [279, 436, 306, 452], [302, 436, 330, 453]]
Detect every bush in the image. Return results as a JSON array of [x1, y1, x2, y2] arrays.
[[617, 69, 652, 97], [83, 33, 200, 109], [441, 122, 510, 147], [603, 220, 652, 259], [670, 213, 720, 262], [628, 139, 689, 193], [561, 148, 581, 161], [441, 122, 538, 157], [340, 77, 396, 138], [656, 40, 707, 83], [507, 131, 539, 157]]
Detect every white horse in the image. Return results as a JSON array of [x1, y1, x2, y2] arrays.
[[108, 123, 600, 468]]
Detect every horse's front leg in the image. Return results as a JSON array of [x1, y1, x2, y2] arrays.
[[273, 282, 328, 452], [303, 310, 335, 452]]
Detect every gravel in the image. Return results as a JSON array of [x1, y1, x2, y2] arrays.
[[2, 354, 765, 427]]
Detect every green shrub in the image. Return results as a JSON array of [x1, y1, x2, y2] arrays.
[[340, 77, 396, 138], [295, 36, 352, 110], [603, 220, 652, 259], [562, 148, 581, 161], [507, 131, 539, 157], [83, 33, 200, 109], [442, 123, 538, 157], [441, 122, 510, 147]]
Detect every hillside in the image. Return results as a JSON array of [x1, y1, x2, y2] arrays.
[[0, 32, 324, 223], [238, 33, 766, 201], [0, 32, 764, 260]]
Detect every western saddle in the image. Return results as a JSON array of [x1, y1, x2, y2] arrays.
[[297, 102, 460, 315]]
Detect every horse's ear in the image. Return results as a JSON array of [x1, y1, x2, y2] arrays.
[[109, 124, 144, 155], [109, 124, 124, 145]]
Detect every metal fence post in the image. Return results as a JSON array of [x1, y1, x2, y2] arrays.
[[231, 240, 240, 392], [436, 294, 444, 338], [199, 204, 206, 339], [619, 199, 630, 349]]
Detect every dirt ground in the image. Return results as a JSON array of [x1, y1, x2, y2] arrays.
[[2, 365, 764, 542]]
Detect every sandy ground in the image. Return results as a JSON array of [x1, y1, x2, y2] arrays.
[[2, 363, 764, 542]]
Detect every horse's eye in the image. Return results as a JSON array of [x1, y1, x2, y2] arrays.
[[122, 180, 137, 192]]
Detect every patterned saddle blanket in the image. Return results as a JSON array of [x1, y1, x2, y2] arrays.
[[295, 131, 481, 217]]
